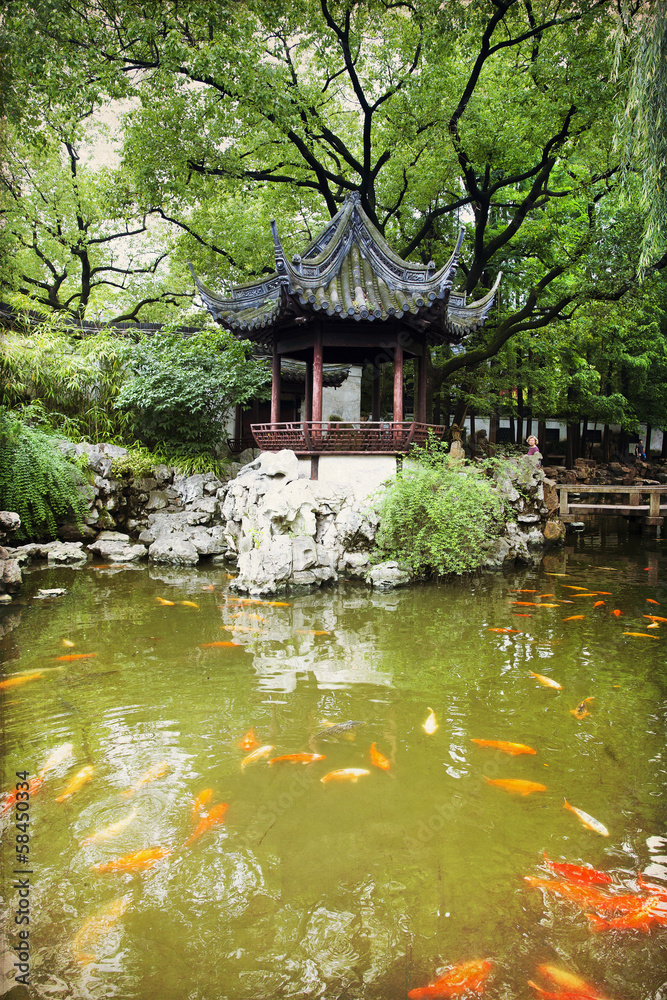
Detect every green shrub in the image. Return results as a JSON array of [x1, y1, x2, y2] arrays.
[[0, 410, 92, 542], [375, 450, 507, 576], [110, 444, 231, 479]]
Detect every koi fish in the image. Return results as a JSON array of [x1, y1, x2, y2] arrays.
[[408, 959, 494, 998], [637, 871, 667, 899], [648, 622, 660, 628], [314, 720, 366, 740], [488, 628, 522, 634], [644, 615, 667, 622], [512, 601, 539, 606], [55, 765, 95, 802], [562, 586, 590, 590], [369, 743, 391, 770], [241, 745, 273, 767], [523, 876, 613, 911], [537, 603, 561, 608], [570, 594, 598, 598], [61, 638, 75, 647], [0, 776, 44, 816], [423, 708, 438, 735], [647, 598, 661, 605], [612, 609, 623, 617], [238, 728, 260, 752], [321, 768, 370, 784], [586, 900, 666, 933], [594, 592, 612, 595], [81, 808, 138, 845], [535, 963, 606, 997], [564, 799, 609, 836], [511, 589, 539, 593], [570, 697, 594, 720], [530, 672, 562, 690], [545, 572, 569, 576], [200, 641, 241, 648], [269, 753, 325, 765], [513, 614, 533, 617], [527, 981, 599, 1000], [593, 601, 605, 608], [563, 616, 585, 621], [183, 802, 228, 846], [542, 853, 611, 886], [71, 894, 131, 964], [92, 846, 171, 873], [122, 761, 169, 797], [55, 653, 98, 662], [485, 777, 546, 796], [156, 597, 175, 605], [0, 672, 44, 689], [180, 601, 199, 608], [39, 742, 74, 776], [622, 632, 659, 639], [471, 739, 536, 756], [200, 585, 216, 591], [266, 601, 291, 607], [538, 594, 555, 598], [296, 629, 330, 635], [191, 788, 213, 820]]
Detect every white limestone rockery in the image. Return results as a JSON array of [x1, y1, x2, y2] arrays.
[[1, 445, 563, 598]]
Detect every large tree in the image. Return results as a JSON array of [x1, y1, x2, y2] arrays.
[[2, 0, 666, 387]]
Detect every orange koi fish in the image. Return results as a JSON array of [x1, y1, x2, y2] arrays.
[[320, 768, 370, 784], [523, 876, 613, 910], [612, 609, 623, 617], [513, 613, 533, 617], [200, 585, 216, 591], [535, 963, 607, 998], [622, 632, 659, 639], [93, 846, 171, 873], [71, 894, 131, 964], [55, 765, 95, 802], [543, 853, 611, 886], [269, 753, 326, 765], [122, 761, 169, 797], [0, 776, 43, 816], [530, 672, 562, 690], [0, 672, 44, 689], [296, 629, 330, 635], [200, 641, 241, 648], [647, 598, 661, 605], [191, 788, 213, 820], [637, 872, 667, 899], [538, 594, 555, 598], [241, 745, 273, 767], [511, 589, 539, 593], [408, 959, 493, 998], [537, 603, 561, 608], [369, 743, 391, 770], [570, 697, 594, 720], [423, 708, 438, 734], [266, 601, 291, 607], [183, 802, 228, 847], [563, 615, 585, 621], [562, 586, 589, 590], [570, 594, 598, 598], [485, 777, 545, 796], [587, 900, 667, 933], [180, 601, 199, 608], [512, 601, 539, 606], [593, 601, 605, 608], [238, 728, 260, 752], [55, 653, 98, 662], [594, 592, 612, 595], [81, 808, 138, 845], [564, 799, 609, 836], [156, 597, 175, 605], [644, 615, 667, 623], [488, 627, 522, 634], [471, 739, 536, 756], [39, 742, 74, 776], [527, 982, 599, 1000]]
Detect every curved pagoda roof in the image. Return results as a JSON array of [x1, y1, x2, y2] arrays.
[[190, 193, 500, 347]]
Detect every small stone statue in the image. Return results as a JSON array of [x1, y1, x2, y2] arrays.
[[448, 424, 465, 465]]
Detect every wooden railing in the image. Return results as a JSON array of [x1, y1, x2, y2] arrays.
[[556, 484, 667, 524], [250, 420, 446, 455]]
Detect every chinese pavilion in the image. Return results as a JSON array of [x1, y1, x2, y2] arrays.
[[191, 193, 500, 480]]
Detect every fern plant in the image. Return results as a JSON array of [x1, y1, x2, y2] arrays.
[[0, 410, 93, 542]]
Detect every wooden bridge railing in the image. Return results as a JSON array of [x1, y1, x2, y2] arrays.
[[555, 484, 667, 524], [250, 421, 446, 455]]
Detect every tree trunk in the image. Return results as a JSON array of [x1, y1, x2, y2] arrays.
[[602, 424, 610, 462], [452, 395, 468, 429], [646, 423, 652, 458], [509, 415, 515, 444], [489, 411, 498, 445], [580, 417, 588, 459]]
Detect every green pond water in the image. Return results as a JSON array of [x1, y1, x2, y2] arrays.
[[1, 522, 666, 999]]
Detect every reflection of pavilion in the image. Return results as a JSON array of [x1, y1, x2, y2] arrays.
[[192, 194, 499, 479]]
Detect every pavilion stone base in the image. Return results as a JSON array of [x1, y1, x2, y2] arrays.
[[297, 454, 399, 500]]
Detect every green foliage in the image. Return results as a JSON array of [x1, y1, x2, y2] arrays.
[[0, 410, 92, 542], [375, 449, 506, 577], [114, 326, 269, 456], [0, 320, 130, 441], [110, 444, 231, 479]]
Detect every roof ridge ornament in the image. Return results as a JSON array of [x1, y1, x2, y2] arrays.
[[270, 220, 289, 279]]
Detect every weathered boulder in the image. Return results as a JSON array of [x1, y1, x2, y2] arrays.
[[45, 541, 88, 564], [0, 511, 22, 597], [88, 531, 148, 562], [148, 536, 200, 565], [367, 560, 411, 589]]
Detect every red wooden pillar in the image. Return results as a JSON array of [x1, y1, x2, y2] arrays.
[[271, 341, 281, 426], [417, 352, 427, 424], [393, 342, 403, 423], [305, 360, 313, 421], [312, 329, 323, 423]]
